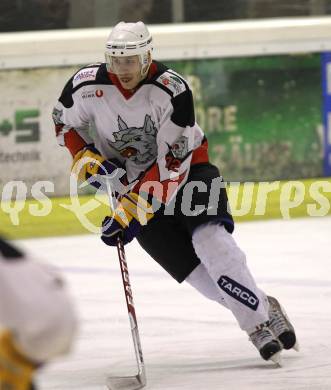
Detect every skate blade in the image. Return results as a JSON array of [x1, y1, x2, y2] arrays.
[[106, 374, 146, 390], [270, 351, 282, 367]]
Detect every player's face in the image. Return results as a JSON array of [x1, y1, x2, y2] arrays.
[[110, 56, 142, 89]]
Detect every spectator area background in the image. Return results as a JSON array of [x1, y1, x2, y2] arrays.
[[1, 0, 331, 32]]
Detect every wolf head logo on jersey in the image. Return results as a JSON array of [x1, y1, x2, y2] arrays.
[[165, 136, 191, 172], [108, 115, 157, 165], [52, 107, 64, 126], [52, 107, 65, 137]]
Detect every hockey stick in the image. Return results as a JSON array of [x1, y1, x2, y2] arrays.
[[105, 179, 147, 390]]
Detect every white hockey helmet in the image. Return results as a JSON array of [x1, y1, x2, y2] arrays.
[[105, 21, 153, 77]]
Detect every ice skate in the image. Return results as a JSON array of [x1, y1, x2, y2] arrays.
[[249, 323, 282, 364], [268, 296, 299, 351]]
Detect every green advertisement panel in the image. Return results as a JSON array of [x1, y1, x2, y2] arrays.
[[166, 54, 323, 182]]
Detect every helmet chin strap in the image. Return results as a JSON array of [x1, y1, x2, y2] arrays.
[[140, 64, 150, 78], [139, 51, 152, 78]]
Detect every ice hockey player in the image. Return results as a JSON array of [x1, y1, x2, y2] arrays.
[[0, 237, 77, 389], [53, 21, 298, 364]]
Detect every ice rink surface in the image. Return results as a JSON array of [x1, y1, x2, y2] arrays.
[[17, 216, 331, 390]]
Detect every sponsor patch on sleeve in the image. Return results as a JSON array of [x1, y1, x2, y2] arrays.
[[156, 71, 187, 97], [73, 67, 98, 88]]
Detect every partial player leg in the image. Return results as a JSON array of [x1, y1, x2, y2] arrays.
[[192, 222, 268, 330], [137, 162, 285, 363], [192, 222, 282, 363], [136, 213, 201, 283], [185, 263, 285, 362], [185, 262, 229, 307]]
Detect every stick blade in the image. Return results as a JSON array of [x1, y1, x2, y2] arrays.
[[106, 375, 146, 390]]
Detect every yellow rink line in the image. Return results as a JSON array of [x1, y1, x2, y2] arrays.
[[1, 178, 331, 240]]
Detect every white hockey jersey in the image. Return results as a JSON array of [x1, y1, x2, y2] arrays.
[[53, 61, 209, 202]]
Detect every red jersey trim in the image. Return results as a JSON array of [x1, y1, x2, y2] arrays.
[[191, 138, 209, 165], [63, 129, 87, 157]]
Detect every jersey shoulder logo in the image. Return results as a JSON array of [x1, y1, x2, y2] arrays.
[[72, 67, 99, 88], [156, 71, 187, 97], [107, 115, 158, 165], [165, 136, 191, 172]]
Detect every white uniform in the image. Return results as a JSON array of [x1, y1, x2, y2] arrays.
[[51, 21, 295, 362], [53, 61, 208, 202], [53, 61, 269, 333], [0, 239, 76, 362]]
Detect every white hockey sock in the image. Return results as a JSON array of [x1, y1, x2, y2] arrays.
[[192, 223, 269, 332], [185, 263, 229, 308]]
